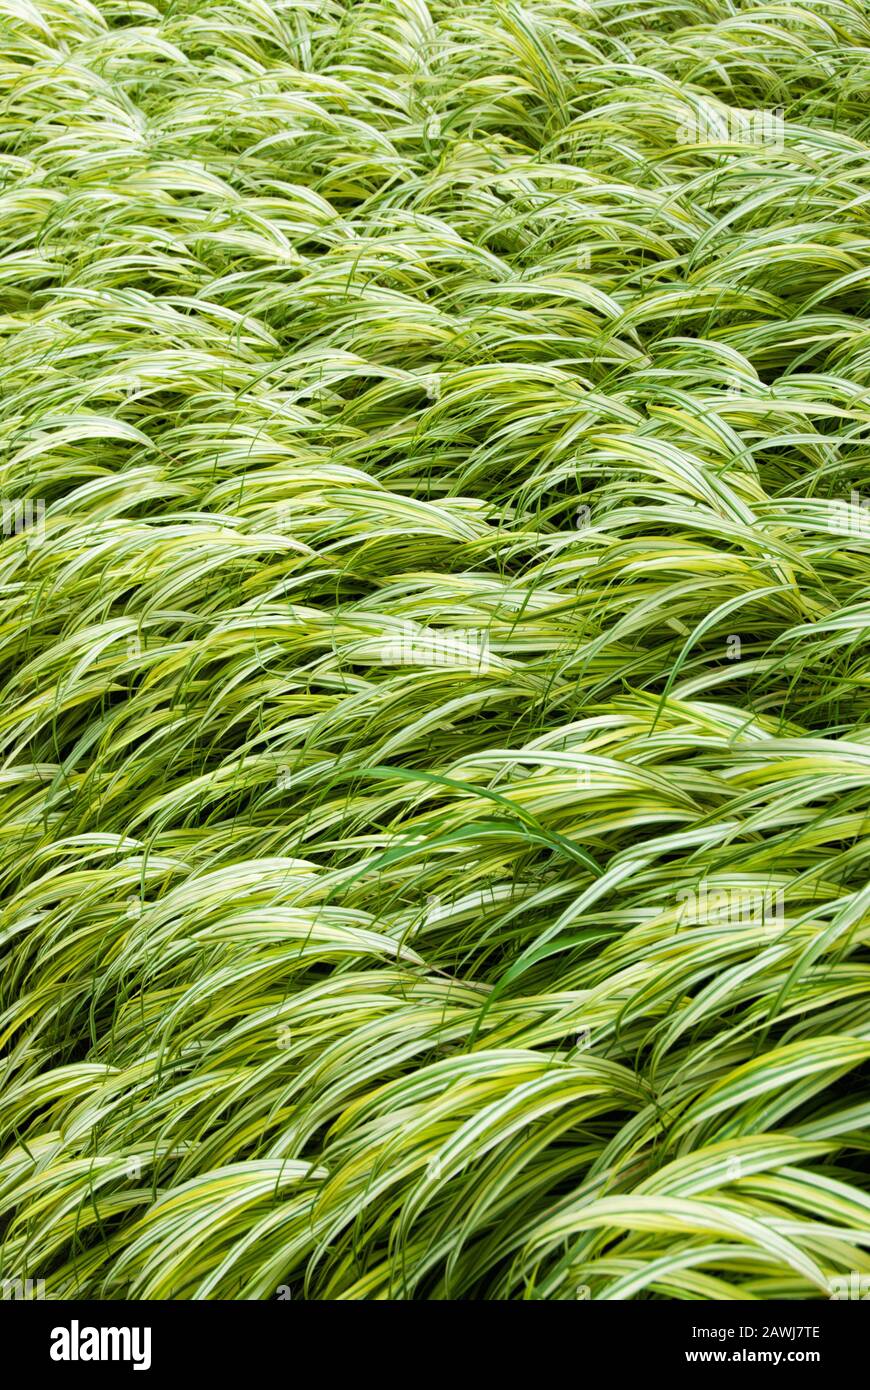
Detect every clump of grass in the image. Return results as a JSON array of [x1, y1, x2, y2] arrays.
[[0, 0, 869, 1300]]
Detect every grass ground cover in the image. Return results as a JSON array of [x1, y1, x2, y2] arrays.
[[0, 0, 869, 1300]]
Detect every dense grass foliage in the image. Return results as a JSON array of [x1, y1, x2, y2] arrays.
[[1, 0, 869, 1301]]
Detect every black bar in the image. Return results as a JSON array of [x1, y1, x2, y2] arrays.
[[5, 1297, 866, 1376]]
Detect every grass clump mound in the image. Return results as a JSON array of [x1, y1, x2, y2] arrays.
[[1, 0, 869, 1300]]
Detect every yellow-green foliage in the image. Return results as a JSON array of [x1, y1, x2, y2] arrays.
[[0, 0, 869, 1299]]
